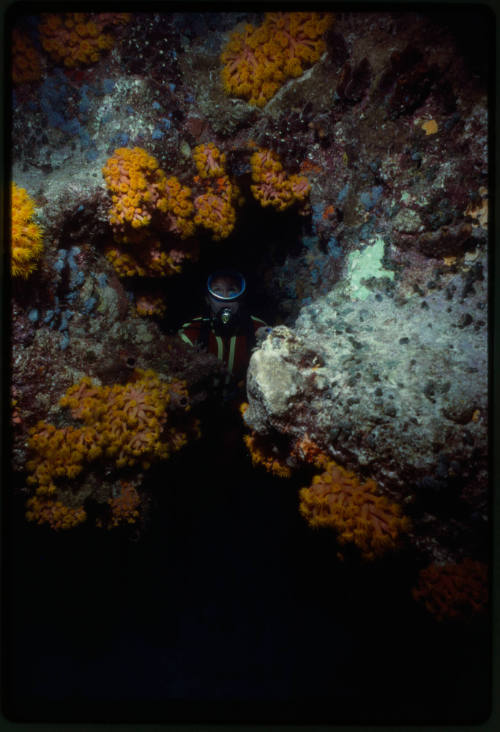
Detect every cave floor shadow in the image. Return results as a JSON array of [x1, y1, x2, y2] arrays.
[[4, 411, 491, 723]]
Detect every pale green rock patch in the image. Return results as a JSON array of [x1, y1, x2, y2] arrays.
[[346, 237, 394, 300]]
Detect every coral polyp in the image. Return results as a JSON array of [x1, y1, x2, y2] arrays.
[[412, 559, 489, 622], [102, 147, 170, 240], [250, 148, 310, 211], [135, 292, 167, 317], [102, 482, 141, 529], [193, 143, 227, 179], [243, 432, 293, 478], [299, 459, 411, 560], [39, 12, 130, 68], [12, 29, 42, 85], [11, 183, 44, 278], [25, 496, 86, 531], [25, 370, 199, 529], [193, 176, 238, 240], [221, 12, 334, 107]]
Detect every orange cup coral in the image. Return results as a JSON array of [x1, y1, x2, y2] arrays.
[[12, 29, 42, 84], [102, 147, 197, 242], [192, 143, 239, 240], [60, 369, 198, 470], [243, 432, 292, 478], [25, 370, 199, 530], [299, 459, 411, 560], [193, 176, 239, 240], [160, 176, 196, 239], [39, 12, 130, 68], [193, 143, 227, 179], [11, 183, 44, 278], [250, 148, 310, 211], [102, 147, 170, 241], [221, 12, 334, 107], [26, 421, 103, 495], [105, 482, 141, 528], [104, 236, 188, 279], [135, 291, 167, 317], [25, 495, 86, 530], [412, 558, 489, 621]]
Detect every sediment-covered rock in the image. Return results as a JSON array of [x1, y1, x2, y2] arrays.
[[245, 244, 488, 561]]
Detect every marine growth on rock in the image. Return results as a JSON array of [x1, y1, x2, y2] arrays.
[[221, 12, 333, 106], [10, 184, 44, 278], [9, 10, 489, 605], [299, 459, 411, 561]]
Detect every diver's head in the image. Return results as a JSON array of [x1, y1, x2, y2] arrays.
[[206, 269, 247, 329]]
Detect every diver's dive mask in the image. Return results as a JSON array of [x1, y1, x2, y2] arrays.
[[207, 270, 246, 329]]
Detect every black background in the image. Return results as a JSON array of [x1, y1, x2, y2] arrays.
[[3, 414, 491, 724]]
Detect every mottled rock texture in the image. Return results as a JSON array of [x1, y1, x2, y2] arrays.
[[238, 10, 489, 563], [245, 252, 487, 487], [10, 9, 488, 557]]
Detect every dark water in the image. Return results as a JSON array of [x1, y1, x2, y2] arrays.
[[3, 413, 491, 724]]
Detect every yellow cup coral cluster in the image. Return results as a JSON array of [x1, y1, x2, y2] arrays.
[[102, 148, 198, 280], [25, 370, 199, 529], [412, 558, 489, 622], [250, 148, 310, 211], [104, 245, 149, 278], [101, 482, 141, 529], [194, 175, 239, 240], [192, 143, 239, 240], [104, 237, 188, 279], [135, 291, 167, 317], [299, 459, 411, 560], [102, 147, 195, 242], [12, 29, 42, 84], [221, 12, 334, 107], [11, 183, 44, 278], [160, 176, 196, 239], [26, 495, 86, 530], [26, 422, 101, 495], [102, 141, 305, 282], [243, 432, 292, 478], [193, 142, 227, 179], [102, 147, 173, 241], [59, 370, 193, 470], [39, 12, 130, 68]]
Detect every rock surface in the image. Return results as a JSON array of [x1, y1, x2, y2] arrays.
[[10, 9, 489, 561], [245, 249, 488, 562]]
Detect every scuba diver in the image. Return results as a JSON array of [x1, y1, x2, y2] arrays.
[[178, 268, 267, 397]]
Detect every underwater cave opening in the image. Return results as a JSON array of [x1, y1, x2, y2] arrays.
[[158, 196, 309, 335]]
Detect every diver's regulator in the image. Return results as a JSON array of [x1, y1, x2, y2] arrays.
[[219, 307, 233, 326]]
